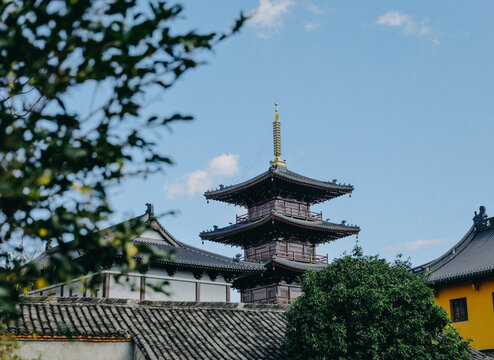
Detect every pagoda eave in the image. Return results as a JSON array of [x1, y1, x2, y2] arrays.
[[200, 212, 359, 247], [233, 257, 327, 290], [205, 166, 354, 207]]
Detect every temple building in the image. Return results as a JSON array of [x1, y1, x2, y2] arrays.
[[414, 206, 494, 355], [30, 204, 263, 302], [200, 104, 359, 304]]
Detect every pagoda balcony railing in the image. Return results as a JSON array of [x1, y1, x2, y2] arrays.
[[244, 249, 328, 264], [236, 206, 322, 224], [250, 296, 291, 305]]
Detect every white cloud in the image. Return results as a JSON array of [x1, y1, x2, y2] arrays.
[[164, 154, 240, 199], [376, 10, 438, 43], [208, 154, 239, 177], [305, 21, 320, 32], [305, 2, 323, 15], [249, 0, 295, 38], [385, 238, 452, 252]]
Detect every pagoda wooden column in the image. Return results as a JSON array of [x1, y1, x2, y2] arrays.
[[195, 282, 200, 302], [103, 272, 110, 298]]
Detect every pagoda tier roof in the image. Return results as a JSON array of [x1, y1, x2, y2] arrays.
[[200, 211, 359, 246], [233, 256, 328, 289], [267, 256, 328, 273], [204, 165, 354, 206], [412, 212, 494, 284]]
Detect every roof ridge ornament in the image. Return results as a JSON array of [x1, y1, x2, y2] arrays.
[[473, 205, 488, 228], [270, 102, 286, 167], [145, 203, 154, 216]]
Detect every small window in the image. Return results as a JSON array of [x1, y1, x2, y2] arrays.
[[450, 297, 468, 322]]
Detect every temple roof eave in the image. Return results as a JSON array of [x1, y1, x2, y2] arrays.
[[32, 208, 266, 275], [413, 214, 494, 285]]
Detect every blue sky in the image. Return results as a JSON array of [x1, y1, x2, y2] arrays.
[[104, 0, 494, 279]]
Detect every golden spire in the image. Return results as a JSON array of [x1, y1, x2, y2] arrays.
[[270, 102, 286, 167]]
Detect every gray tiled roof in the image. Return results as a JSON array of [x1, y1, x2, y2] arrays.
[[8, 297, 491, 360], [32, 215, 263, 274], [10, 297, 286, 360], [134, 238, 265, 272], [200, 211, 359, 240], [204, 165, 353, 205], [470, 348, 494, 360], [414, 222, 494, 283], [135, 216, 264, 272], [267, 256, 328, 272]]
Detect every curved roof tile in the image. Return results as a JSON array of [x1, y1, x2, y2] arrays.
[[204, 165, 354, 205], [200, 211, 359, 240], [414, 219, 494, 284], [267, 256, 328, 272]]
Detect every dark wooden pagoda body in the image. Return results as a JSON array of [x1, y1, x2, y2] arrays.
[[200, 164, 359, 304]]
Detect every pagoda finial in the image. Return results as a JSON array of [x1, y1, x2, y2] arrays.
[[270, 102, 286, 167]]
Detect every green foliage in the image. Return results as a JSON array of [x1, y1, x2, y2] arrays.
[[282, 246, 470, 360], [0, 335, 39, 360], [0, 0, 245, 323]]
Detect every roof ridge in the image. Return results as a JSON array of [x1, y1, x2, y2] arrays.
[[180, 242, 240, 264], [151, 218, 182, 246], [204, 168, 271, 195], [416, 225, 476, 274], [273, 211, 360, 230], [20, 296, 287, 311], [177, 243, 264, 269]]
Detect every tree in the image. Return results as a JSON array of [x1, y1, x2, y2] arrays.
[[282, 246, 470, 360], [0, 0, 245, 323]]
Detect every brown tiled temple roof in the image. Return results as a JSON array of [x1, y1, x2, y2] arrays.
[[204, 165, 354, 206]]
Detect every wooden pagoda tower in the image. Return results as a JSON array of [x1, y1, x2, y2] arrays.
[[200, 104, 359, 304]]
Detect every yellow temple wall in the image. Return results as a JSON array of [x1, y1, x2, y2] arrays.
[[434, 277, 494, 350]]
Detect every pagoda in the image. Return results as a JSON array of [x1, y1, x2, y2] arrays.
[[200, 104, 359, 304]]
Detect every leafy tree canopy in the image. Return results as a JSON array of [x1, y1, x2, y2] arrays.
[[282, 246, 470, 360], [0, 0, 244, 323]]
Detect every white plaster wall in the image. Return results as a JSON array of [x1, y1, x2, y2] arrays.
[[70, 280, 84, 297], [31, 267, 231, 302], [145, 268, 195, 279], [31, 277, 103, 298], [138, 230, 164, 241], [16, 341, 134, 360], [145, 278, 195, 301], [109, 275, 140, 300], [201, 284, 226, 302]]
